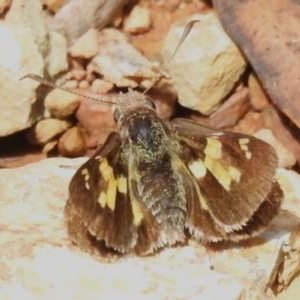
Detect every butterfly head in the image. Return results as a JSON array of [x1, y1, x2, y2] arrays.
[[112, 89, 156, 127]]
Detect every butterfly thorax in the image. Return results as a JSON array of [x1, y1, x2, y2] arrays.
[[119, 107, 172, 161]]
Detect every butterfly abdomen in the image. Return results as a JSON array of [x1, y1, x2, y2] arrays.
[[136, 158, 187, 245]]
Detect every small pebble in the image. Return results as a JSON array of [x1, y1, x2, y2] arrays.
[[79, 80, 90, 89], [64, 80, 78, 89]]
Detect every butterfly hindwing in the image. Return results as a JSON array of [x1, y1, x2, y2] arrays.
[[170, 118, 283, 240], [127, 178, 166, 255], [65, 132, 137, 253]]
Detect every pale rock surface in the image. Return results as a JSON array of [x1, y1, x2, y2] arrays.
[[46, 30, 68, 78], [162, 12, 247, 115], [88, 28, 157, 88], [0, 0, 11, 13], [69, 28, 99, 59], [91, 78, 114, 94], [70, 69, 86, 81], [248, 73, 270, 111], [0, 66, 37, 136], [191, 87, 250, 129], [0, 159, 300, 299], [0, 0, 68, 137], [63, 79, 79, 89], [45, 89, 81, 119], [26, 118, 73, 145], [42, 139, 58, 154], [43, 0, 70, 12], [212, 0, 300, 130], [254, 129, 296, 169], [51, 0, 129, 43], [78, 80, 89, 89], [234, 110, 263, 136], [75, 96, 117, 148], [58, 126, 86, 157], [123, 5, 152, 34]]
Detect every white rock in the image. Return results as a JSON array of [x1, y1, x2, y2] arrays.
[[0, 65, 37, 136], [0, 0, 11, 13], [123, 5, 152, 34], [277, 169, 300, 202], [0, 0, 68, 137], [26, 118, 73, 145], [69, 28, 99, 59], [88, 28, 157, 88], [254, 129, 296, 169], [45, 88, 80, 119], [47, 30, 68, 78], [43, 0, 70, 12], [162, 13, 247, 115], [63, 79, 79, 89], [0, 158, 242, 299], [91, 78, 114, 94], [0, 159, 299, 298]]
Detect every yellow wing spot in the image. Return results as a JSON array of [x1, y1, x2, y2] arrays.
[[189, 159, 207, 179], [81, 168, 88, 175], [98, 192, 106, 208], [228, 166, 241, 183], [99, 158, 113, 181], [85, 182, 90, 190], [117, 176, 127, 194], [239, 138, 249, 145], [204, 138, 222, 159], [106, 176, 117, 210], [197, 189, 209, 210], [132, 199, 143, 226], [84, 174, 89, 181], [204, 156, 231, 191], [240, 144, 249, 151]]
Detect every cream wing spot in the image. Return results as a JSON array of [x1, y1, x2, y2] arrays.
[[81, 168, 88, 175], [198, 190, 209, 211], [239, 138, 249, 145], [240, 144, 249, 151], [85, 182, 90, 190], [82, 168, 90, 187], [132, 199, 143, 226], [98, 192, 106, 208], [189, 159, 207, 179], [246, 151, 252, 159], [117, 176, 127, 194], [238, 139, 252, 159], [106, 176, 117, 210]]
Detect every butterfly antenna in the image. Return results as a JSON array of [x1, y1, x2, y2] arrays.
[[20, 74, 117, 105], [143, 20, 200, 95]]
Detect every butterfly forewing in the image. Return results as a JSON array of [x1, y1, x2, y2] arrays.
[[65, 132, 137, 253], [171, 118, 282, 236]]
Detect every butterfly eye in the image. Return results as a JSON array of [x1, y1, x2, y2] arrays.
[[145, 98, 156, 110]]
